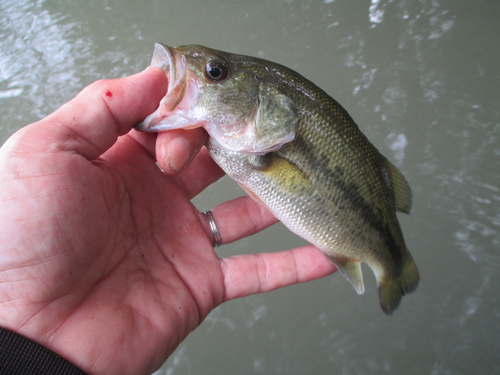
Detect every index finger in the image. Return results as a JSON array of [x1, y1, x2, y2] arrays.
[[16, 68, 168, 161]]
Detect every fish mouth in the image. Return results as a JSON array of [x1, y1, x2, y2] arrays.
[[136, 44, 296, 155], [135, 43, 202, 132]]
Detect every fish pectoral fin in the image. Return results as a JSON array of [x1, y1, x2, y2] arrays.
[[381, 156, 413, 214], [246, 84, 298, 152], [326, 255, 365, 295]]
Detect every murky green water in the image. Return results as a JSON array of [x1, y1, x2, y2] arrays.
[[1, 0, 499, 374]]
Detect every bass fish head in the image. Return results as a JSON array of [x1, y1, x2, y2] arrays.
[[136, 43, 299, 154]]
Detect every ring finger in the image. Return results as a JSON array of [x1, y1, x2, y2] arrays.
[[198, 195, 279, 247]]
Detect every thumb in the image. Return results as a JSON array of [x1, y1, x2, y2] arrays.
[[8, 67, 168, 161]]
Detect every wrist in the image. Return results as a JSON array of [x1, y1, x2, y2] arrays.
[[0, 327, 87, 374]]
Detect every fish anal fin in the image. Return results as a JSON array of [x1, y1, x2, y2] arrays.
[[326, 255, 365, 295], [381, 156, 413, 214]]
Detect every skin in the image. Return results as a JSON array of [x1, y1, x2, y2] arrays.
[[0, 68, 336, 375]]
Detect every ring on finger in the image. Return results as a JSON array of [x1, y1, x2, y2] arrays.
[[202, 210, 222, 248]]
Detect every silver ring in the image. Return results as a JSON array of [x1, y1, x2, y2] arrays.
[[203, 210, 222, 248]]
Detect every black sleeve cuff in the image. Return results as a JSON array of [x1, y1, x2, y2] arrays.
[[0, 327, 87, 375]]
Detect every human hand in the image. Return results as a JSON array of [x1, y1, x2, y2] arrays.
[[0, 68, 336, 375]]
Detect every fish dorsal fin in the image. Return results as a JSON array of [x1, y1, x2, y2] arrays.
[[381, 156, 413, 214], [326, 254, 365, 295]]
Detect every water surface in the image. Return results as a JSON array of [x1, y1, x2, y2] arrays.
[[1, 0, 499, 374]]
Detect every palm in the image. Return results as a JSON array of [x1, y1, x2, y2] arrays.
[[0, 127, 223, 373]]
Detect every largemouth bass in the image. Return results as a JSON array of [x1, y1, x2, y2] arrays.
[[136, 43, 419, 315]]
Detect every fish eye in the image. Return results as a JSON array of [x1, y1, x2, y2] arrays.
[[205, 61, 229, 82]]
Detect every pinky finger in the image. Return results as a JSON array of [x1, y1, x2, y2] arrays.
[[220, 245, 337, 302]]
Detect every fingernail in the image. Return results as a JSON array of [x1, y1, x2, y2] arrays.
[[167, 136, 192, 172]]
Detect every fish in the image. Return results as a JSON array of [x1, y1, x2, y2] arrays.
[[136, 43, 419, 315]]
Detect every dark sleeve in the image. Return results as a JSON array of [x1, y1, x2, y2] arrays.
[[0, 327, 87, 375]]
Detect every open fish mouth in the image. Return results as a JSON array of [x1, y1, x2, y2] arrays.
[[135, 43, 202, 132], [136, 43, 297, 155]]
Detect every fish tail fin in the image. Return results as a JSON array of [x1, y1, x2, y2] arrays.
[[377, 255, 420, 316]]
